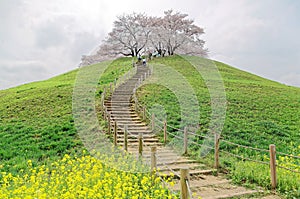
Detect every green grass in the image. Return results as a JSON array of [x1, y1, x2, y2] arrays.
[[0, 55, 299, 197], [138, 55, 300, 153], [136, 55, 300, 198], [0, 57, 133, 174]]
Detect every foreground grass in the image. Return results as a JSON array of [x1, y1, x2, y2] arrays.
[[0, 57, 133, 174], [0, 70, 81, 174], [136, 55, 300, 198], [1, 57, 177, 198]]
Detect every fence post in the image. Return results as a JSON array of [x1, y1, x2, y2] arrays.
[[144, 72, 147, 80], [214, 133, 220, 170], [114, 78, 117, 87], [110, 82, 112, 94], [108, 112, 111, 134], [164, 120, 167, 145], [113, 121, 117, 146], [103, 86, 106, 100], [269, 144, 277, 189], [103, 105, 107, 119], [138, 133, 143, 156], [151, 147, 157, 174], [135, 96, 138, 112], [124, 125, 128, 151], [143, 107, 146, 121], [183, 127, 188, 155], [180, 168, 189, 199], [152, 113, 155, 132]]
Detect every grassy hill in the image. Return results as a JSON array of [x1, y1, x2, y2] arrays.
[[0, 58, 133, 174], [0, 55, 299, 197], [136, 55, 300, 198], [137, 56, 300, 152]]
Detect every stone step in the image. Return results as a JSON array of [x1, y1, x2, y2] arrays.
[[107, 104, 132, 108], [117, 138, 159, 143], [171, 176, 231, 191], [111, 118, 143, 123], [110, 111, 137, 115], [117, 130, 154, 135], [118, 142, 163, 147], [106, 108, 133, 112], [111, 116, 141, 120], [158, 163, 207, 173], [108, 103, 131, 106], [114, 122, 147, 127], [196, 187, 261, 199], [117, 134, 156, 139], [157, 159, 199, 166], [159, 169, 215, 178], [116, 126, 150, 130]]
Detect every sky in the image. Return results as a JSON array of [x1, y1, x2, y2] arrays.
[[1, 0, 300, 90]]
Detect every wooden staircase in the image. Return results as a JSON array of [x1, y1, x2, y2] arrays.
[[104, 65, 269, 199]]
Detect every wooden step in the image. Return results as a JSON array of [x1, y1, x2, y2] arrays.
[[102, 66, 264, 199], [119, 142, 163, 147], [117, 138, 159, 143]]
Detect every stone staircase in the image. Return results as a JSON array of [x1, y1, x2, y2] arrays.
[[104, 65, 269, 199]]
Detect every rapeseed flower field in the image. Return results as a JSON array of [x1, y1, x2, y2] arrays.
[[0, 153, 178, 199]]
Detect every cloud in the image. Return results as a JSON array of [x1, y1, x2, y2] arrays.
[[0, 0, 106, 90], [279, 73, 300, 87], [0, 0, 300, 90], [0, 60, 48, 90]]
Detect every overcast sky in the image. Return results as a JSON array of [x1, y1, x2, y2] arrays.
[[1, 0, 300, 90]]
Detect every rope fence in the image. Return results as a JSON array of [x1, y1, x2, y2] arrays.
[[130, 73, 300, 191], [101, 63, 299, 194]]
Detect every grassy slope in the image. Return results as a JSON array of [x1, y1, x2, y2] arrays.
[[0, 70, 80, 173], [0, 57, 133, 174], [137, 55, 300, 153], [0, 55, 299, 195], [138, 56, 300, 197]]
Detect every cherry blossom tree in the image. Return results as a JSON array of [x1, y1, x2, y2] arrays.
[[101, 13, 151, 57], [81, 10, 207, 66], [154, 10, 207, 56]]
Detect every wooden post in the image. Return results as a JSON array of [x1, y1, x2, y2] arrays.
[[214, 133, 220, 169], [144, 72, 147, 80], [103, 87, 106, 100], [142, 107, 146, 121], [107, 113, 111, 134], [183, 127, 188, 155], [269, 144, 277, 189], [180, 168, 189, 199], [114, 78, 117, 87], [138, 133, 143, 156], [164, 120, 167, 145], [103, 105, 107, 120], [110, 82, 112, 94], [151, 147, 157, 174], [100, 93, 104, 112], [113, 121, 117, 146], [134, 96, 137, 112], [124, 125, 128, 151], [152, 113, 155, 132]]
